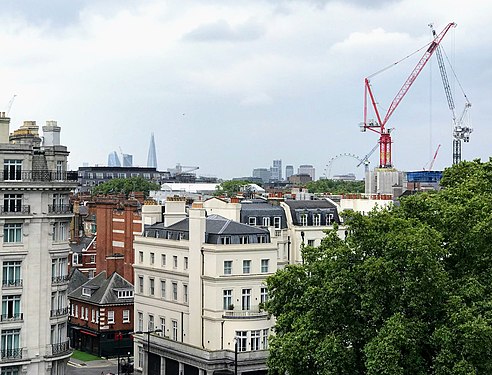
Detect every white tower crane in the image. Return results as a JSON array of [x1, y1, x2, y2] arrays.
[[430, 24, 472, 165]]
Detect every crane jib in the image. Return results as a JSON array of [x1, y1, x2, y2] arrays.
[[427, 41, 438, 53]]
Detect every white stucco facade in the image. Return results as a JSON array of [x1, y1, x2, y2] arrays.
[[134, 202, 277, 375], [133, 196, 348, 374], [0, 116, 76, 374]]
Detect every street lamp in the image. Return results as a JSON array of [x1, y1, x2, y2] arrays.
[[133, 329, 163, 374], [235, 338, 238, 375], [233, 336, 238, 375], [300, 230, 305, 265]]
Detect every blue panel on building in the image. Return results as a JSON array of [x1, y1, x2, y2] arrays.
[[406, 171, 443, 183]]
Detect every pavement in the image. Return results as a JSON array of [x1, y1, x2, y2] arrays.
[[68, 356, 119, 368]]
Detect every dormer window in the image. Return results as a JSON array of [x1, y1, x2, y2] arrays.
[[274, 217, 281, 229], [248, 217, 257, 226], [82, 287, 92, 297], [117, 289, 134, 298], [300, 213, 308, 226], [326, 213, 334, 226]]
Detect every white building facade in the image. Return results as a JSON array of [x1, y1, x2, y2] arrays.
[[134, 196, 346, 374], [133, 201, 277, 375], [0, 115, 76, 374]]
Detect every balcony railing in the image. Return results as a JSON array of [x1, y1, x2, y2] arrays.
[[2, 171, 78, 183], [48, 204, 72, 214], [50, 340, 71, 356], [51, 275, 69, 285], [50, 307, 69, 318], [222, 307, 268, 319], [2, 279, 22, 288], [1, 348, 22, 360], [0, 205, 30, 215], [0, 313, 23, 322]]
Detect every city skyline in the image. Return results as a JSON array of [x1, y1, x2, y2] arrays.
[[0, 1, 490, 179]]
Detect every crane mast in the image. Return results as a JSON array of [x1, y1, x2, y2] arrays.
[[362, 22, 456, 168], [430, 24, 472, 165]]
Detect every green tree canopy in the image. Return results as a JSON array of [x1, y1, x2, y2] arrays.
[[91, 176, 160, 198], [306, 179, 364, 194], [214, 180, 253, 197], [266, 159, 492, 374]]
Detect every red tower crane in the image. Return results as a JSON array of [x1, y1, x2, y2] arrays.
[[361, 22, 456, 168]]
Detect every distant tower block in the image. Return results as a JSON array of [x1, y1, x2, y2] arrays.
[[147, 132, 158, 168], [285, 165, 294, 180], [122, 154, 133, 167], [108, 151, 121, 167]]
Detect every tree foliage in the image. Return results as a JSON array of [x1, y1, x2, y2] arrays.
[[91, 176, 160, 198], [266, 159, 492, 374], [306, 179, 365, 194], [214, 180, 253, 197]]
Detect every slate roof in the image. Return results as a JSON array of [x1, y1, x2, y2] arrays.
[[284, 199, 338, 210], [284, 199, 341, 226], [240, 199, 284, 214], [240, 199, 288, 229], [67, 268, 89, 294], [79, 205, 89, 216], [162, 215, 269, 236], [144, 214, 271, 244], [207, 215, 269, 235], [70, 236, 95, 254], [69, 271, 134, 306]]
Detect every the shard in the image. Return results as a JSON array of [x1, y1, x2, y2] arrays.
[[147, 132, 157, 168]]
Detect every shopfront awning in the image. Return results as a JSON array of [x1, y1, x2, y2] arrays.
[[80, 330, 97, 337]]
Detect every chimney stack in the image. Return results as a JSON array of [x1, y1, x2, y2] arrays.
[[0, 112, 10, 143], [42, 120, 61, 146]]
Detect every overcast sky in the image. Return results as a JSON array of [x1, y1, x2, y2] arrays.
[[0, 0, 490, 179]]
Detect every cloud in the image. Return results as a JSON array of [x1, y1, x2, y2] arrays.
[[184, 19, 265, 42], [0, 0, 142, 29], [240, 93, 273, 106], [1, 0, 87, 28], [267, 0, 400, 10], [0, 0, 490, 179]]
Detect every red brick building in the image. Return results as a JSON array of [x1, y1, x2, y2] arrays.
[[68, 271, 134, 357], [69, 236, 98, 278], [70, 194, 143, 283], [94, 195, 143, 284]]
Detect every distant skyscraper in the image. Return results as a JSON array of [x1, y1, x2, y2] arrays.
[[285, 165, 294, 180], [122, 153, 133, 167], [147, 132, 158, 168], [107, 151, 121, 167], [252, 168, 271, 183], [270, 159, 282, 181], [298, 164, 315, 180]]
